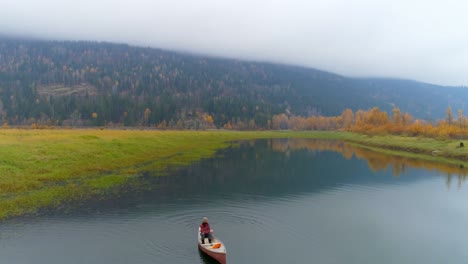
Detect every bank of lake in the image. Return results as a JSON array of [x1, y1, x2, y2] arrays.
[[0, 129, 466, 220]]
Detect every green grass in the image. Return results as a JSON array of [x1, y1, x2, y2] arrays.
[[0, 129, 466, 220], [325, 132, 468, 164]]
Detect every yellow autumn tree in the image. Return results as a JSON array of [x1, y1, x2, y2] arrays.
[[144, 108, 151, 126], [446, 106, 453, 125], [341, 109, 354, 130]]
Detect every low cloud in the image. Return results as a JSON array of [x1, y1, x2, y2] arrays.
[[1, 0, 468, 86]]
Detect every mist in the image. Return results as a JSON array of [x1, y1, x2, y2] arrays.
[[1, 0, 468, 86]]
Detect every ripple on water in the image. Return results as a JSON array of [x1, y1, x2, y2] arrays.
[[0, 181, 408, 264]]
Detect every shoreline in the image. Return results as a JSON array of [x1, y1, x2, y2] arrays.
[[0, 129, 466, 220]]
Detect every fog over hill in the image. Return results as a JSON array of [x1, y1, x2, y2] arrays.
[[2, 0, 468, 86]]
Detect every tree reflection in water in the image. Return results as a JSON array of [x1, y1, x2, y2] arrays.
[[268, 138, 467, 189]]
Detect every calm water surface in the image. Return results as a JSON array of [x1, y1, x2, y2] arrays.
[[1, 139, 468, 264]]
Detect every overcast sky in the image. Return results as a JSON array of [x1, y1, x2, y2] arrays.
[[1, 0, 467, 86]]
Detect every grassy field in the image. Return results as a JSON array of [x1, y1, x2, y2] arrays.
[[0, 129, 466, 220]]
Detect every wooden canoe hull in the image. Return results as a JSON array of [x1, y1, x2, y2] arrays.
[[198, 243, 227, 264], [198, 227, 227, 264]]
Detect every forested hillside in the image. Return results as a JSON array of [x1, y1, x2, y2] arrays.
[[0, 37, 467, 128]]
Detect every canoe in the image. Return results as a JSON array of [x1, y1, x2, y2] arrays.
[[198, 227, 227, 264]]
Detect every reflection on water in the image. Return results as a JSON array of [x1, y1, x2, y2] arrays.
[[149, 139, 467, 198], [198, 249, 219, 264], [1, 139, 468, 264], [270, 139, 468, 189]]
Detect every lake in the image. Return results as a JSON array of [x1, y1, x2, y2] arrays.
[[1, 139, 467, 264]]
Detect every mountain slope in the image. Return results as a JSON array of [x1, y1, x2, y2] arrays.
[[0, 37, 467, 127]]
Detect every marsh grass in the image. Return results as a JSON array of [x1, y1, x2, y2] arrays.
[[0, 129, 466, 219]]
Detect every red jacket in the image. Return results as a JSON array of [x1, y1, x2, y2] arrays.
[[200, 222, 211, 234]]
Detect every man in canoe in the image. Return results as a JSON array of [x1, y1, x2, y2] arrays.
[[200, 217, 213, 244]]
